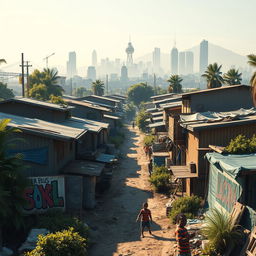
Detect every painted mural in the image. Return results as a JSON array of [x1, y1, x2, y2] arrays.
[[24, 176, 65, 213]]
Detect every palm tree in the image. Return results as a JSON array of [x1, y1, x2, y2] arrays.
[[202, 63, 224, 89], [247, 54, 256, 105], [0, 59, 6, 65], [167, 75, 183, 93], [92, 80, 104, 96], [0, 119, 28, 250], [223, 68, 242, 85]]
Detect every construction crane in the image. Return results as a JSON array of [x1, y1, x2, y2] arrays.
[[43, 53, 55, 68]]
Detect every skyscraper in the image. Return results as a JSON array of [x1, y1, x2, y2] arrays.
[[153, 47, 161, 72], [179, 51, 186, 75], [66, 51, 77, 78], [171, 46, 178, 74], [126, 41, 134, 66], [186, 51, 194, 74], [120, 65, 128, 82], [87, 66, 96, 81], [92, 50, 97, 66], [200, 40, 208, 74]]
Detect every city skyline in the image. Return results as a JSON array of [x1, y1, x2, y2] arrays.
[[0, 0, 255, 73]]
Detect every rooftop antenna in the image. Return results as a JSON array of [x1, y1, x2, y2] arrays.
[[43, 53, 55, 68]]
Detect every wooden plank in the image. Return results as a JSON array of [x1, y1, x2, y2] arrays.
[[245, 226, 256, 256], [209, 144, 225, 153], [230, 202, 245, 227]]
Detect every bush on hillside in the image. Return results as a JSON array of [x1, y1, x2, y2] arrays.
[[225, 134, 256, 154], [143, 134, 155, 146], [25, 228, 87, 256], [36, 210, 89, 238], [149, 166, 171, 193], [169, 196, 202, 224]]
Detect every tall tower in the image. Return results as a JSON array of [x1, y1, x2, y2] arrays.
[[87, 66, 96, 81], [126, 41, 134, 66], [92, 50, 97, 66], [200, 40, 208, 74], [186, 51, 194, 74], [120, 65, 128, 82], [66, 51, 77, 78], [179, 51, 186, 75], [153, 47, 161, 72], [170, 43, 178, 75]]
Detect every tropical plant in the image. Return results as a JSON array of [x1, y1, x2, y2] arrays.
[[169, 196, 202, 224], [247, 54, 256, 105], [149, 166, 170, 192], [124, 103, 136, 121], [0, 82, 14, 100], [29, 68, 64, 100], [225, 134, 256, 154], [49, 95, 67, 106], [202, 63, 224, 89], [0, 119, 28, 249], [92, 80, 104, 96], [167, 75, 183, 93], [201, 208, 243, 255], [135, 110, 150, 132], [127, 83, 154, 105], [25, 228, 88, 256], [143, 134, 155, 146], [223, 68, 242, 85]]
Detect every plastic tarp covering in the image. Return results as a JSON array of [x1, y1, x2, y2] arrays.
[[206, 152, 256, 179], [96, 153, 116, 163], [8, 147, 48, 165], [207, 163, 242, 213], [180, 108, 256, 123]]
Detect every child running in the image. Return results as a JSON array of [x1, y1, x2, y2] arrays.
[[136, 202, 153, 238], [175, 214, 194, 256]]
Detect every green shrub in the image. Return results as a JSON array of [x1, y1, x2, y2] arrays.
[[201, 208, 243, 255], [149, 166, 170, 192], [143, 134, 155, 146], [136, 110, 150, 132], [169, 196, 202, 223], [25, 228, 87, 256], [109, 132, 125, 148], [124, 103, 136, 121], [225, 134, 256, 154], [36, 210, 89, 238]]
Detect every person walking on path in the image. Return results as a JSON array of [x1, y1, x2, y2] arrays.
[[136, 202, 153, 238], [132, 121, 135, 129], [148, 159, 153, 177], [175, 214, 194, 256]]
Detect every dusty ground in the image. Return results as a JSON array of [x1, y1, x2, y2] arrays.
[[87, 126, 177, 256]]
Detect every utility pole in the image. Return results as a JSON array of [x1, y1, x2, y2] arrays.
[[20, 53, 25, 97], [106, 74, 109, 95], [153, 73, 157, 95], [43, 53, 55, 68], [24, 61, 32, 97]]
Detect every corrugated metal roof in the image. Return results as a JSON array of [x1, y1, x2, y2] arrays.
[[103, 114, 120, 120], [82, 100, 116, 109], [0, 112, 86, 140], [148, 121, 165, 128], [64, 99, 112, 112], [151, 111, 163, 116], [4, 97, 73, 111], [85, 95, 121, 103], [182, 84, 249, 98], [154, 96, 182, 104], [160, 101, 182, 109], [96, 153, 116, 163], [61, 117, 109, 133], [150, 93, 175, 99]]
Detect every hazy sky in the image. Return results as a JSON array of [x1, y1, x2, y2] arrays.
[[0, 0, 255, 74]]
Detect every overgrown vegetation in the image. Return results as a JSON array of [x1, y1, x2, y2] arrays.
[[143, 134, 155, 146], [136, 110, 150, 132], [124, 103, 136, 121], [149, 166, 171, 193], [0, 82, 14, 100], [127, 83, 154, 105], [225, 134, 256, 154], [169, 196, 202, 224], [201, 208, 243, 255], [109, 131, 125, 148], [36, 210, 89, 239], [25, 228, 88, 256], [49, 95, 67, 106]]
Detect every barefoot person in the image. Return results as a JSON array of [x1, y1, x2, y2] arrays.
[[175, 214, 194, 256], [136, 202, 153, 238]]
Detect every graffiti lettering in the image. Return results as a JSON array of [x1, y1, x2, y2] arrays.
[[24, 180, 64, 211]]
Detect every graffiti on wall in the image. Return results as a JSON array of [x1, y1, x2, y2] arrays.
[[216, 172, 241, 212], [24, 176, 65, 212]]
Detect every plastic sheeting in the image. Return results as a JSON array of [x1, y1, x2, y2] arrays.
[[180, 108, 256, 123], [206, 152, 256, 179]]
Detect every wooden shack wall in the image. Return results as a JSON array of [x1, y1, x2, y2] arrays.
[[70, 104, 103, 121]]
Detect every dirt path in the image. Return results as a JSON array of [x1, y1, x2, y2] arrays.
[[87, 126, 176, 256]]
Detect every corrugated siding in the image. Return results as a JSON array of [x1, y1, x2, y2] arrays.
[[186, 132, 199, 170]]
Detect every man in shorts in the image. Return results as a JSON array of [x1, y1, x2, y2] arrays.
[[136, 202, 153, 238]]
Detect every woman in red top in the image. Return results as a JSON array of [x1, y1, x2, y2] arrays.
[[136, 202, 153, 238]]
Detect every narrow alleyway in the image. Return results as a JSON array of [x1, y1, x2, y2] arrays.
[[87, 126, 176, 256]]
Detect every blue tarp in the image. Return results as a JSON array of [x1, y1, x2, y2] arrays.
[[206, 152, 256, 179], [8, 147, 48, 165], [96, 153, 116, 163]]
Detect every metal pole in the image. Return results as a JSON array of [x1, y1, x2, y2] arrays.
[[25, 61, 32, 97], [21, 53, 25, 97]]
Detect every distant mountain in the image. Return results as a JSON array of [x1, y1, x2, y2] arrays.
[[135, 42, 247, 73]]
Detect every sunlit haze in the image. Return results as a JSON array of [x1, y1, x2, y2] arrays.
[[1, 0, 255, 75]]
